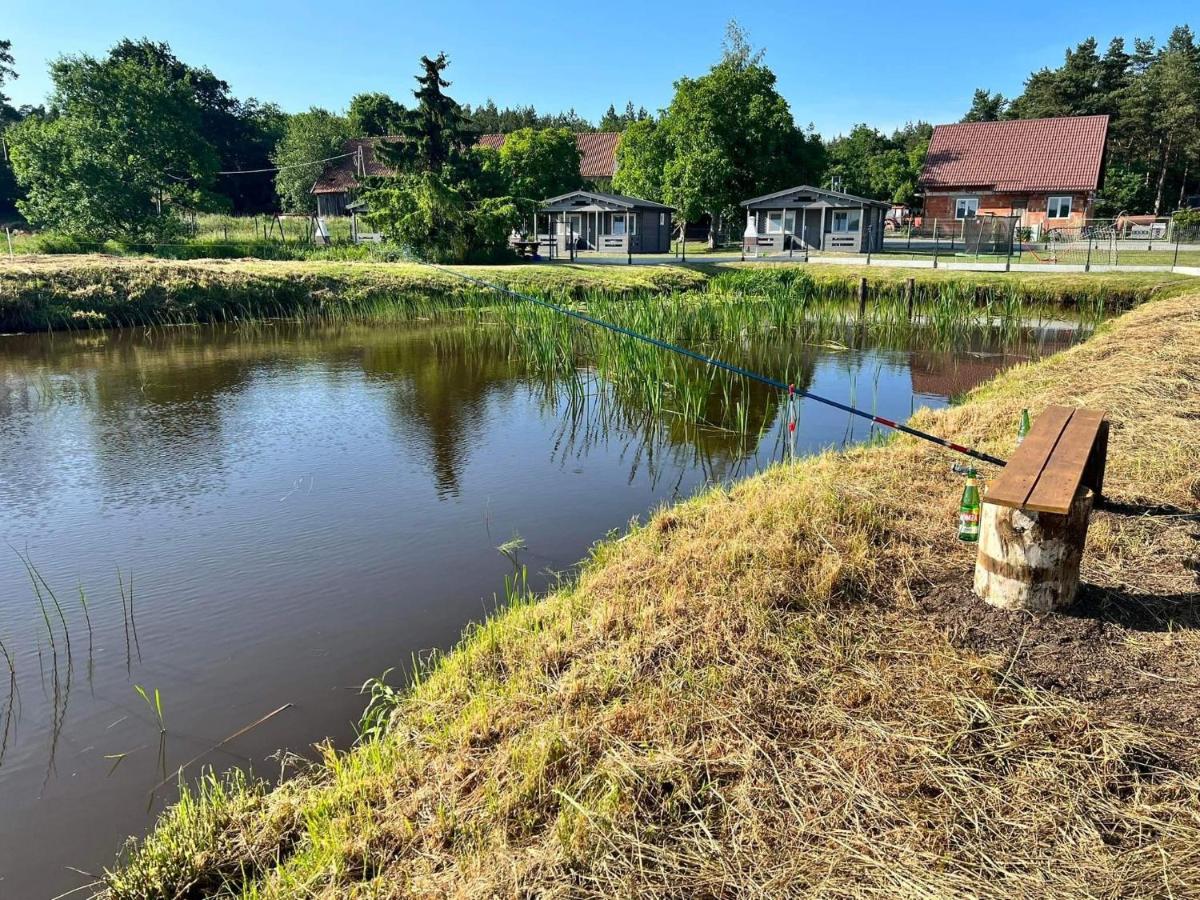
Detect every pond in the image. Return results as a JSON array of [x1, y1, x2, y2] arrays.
[[0, 312, 1086, 897]]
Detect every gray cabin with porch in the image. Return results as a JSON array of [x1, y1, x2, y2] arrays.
[[741, 186, 889, 254], [538, 191, 673, 255]]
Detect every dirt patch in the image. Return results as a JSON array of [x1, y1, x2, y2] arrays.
[[914, 519, 1200, 767]]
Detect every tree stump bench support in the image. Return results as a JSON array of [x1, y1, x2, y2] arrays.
[[974, 405, 1109, 612]]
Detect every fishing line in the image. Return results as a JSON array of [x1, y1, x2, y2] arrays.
[[417, 260, 1008, 469]]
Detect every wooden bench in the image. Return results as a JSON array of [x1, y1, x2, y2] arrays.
[[974, 405, 1109, 612]]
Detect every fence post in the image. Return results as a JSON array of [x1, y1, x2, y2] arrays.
[[5, 226, 12, 259], [858, 276, 868, 317], [865, 225, 872, 265], [933, 220, 939, 269], [1174, 225, 1182, 269], [905, 277, 915, 319]]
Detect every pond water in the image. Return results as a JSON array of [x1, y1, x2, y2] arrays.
[[0, 314, 1085, 897]]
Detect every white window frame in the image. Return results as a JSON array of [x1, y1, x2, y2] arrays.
[[1046, 196, 1072, 219], [766, 211, 784, 233], [611, 214, 626, 236], [832, 210, 861, 233], [659, 213, 665, 226], [955, 197, 979, 220]]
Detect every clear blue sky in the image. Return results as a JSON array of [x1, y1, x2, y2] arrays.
[[4, 1, 1196, 137]]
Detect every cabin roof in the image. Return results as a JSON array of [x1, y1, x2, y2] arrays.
[[539, 190, 673, 211], [741, 185, 891, 209]]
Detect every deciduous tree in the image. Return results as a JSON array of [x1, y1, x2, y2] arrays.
[[8, 43, 219, 239], [612, 117, 669, 201], [656, 22, 823, 245], [348, 92, 406, 136], [272, 108, 352, 213], [498, 127, 582, 201]]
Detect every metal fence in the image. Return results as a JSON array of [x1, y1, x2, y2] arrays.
[[878, 216, 1200, 270]]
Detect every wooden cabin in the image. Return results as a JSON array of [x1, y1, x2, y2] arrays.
[[538, 191, 674, 255], [740, 185, 889, 254]]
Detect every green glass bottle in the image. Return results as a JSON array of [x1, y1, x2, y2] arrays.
[[958, 468, 981, 542], [1016, 408, 1031, 446]]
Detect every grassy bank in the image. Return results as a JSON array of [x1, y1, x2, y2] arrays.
[[0, 257, 708, 332], [104, 288, 1200, 897], [0, 255, 1190, 332]]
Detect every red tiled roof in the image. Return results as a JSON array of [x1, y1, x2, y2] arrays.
[[311, 137, 401, 193], [918, 115, 1108, 194], [312, 132, 620, 194]]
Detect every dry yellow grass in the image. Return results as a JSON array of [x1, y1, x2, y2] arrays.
[[105, 291, 1200, 899]]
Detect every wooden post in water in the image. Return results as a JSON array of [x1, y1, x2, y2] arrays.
[[857, 277, 868, 317], [905, 277, 915, 319]]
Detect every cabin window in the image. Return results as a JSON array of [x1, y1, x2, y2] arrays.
[[955, 197, 979, 219], [1047, 196, 1072, 218], [832, 210, 861, 233], [611, 215, 626, 235], [766, 211, 784, 233], [659, 213, 665, 226]]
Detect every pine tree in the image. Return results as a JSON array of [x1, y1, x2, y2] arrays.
[[962, 89, 1007, 122]]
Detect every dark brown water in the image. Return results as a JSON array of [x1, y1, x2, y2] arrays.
[[0, 318, 1083, 898]]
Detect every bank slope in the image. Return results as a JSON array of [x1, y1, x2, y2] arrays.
[[1, 255, 1191, 332], [105, 291, 1200, 899]]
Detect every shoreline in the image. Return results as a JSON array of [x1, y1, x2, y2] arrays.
[[104, 286, 1200, 897], [0, 255, 1191, 333]]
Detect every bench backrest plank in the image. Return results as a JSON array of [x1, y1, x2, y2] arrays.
[[984, 405, 1074, 510], [984, 405, 1106, 515], [1023, 409, 1105, 513]]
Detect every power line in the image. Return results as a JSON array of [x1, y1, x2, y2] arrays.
[[215, 151, 356, 176]]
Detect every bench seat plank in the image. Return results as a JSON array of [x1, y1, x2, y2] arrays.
[[1024, 409, 1105, 514], [984, 405, 1074, 510]]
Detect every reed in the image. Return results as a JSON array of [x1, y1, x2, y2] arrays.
[[134, 685, 166, 734]]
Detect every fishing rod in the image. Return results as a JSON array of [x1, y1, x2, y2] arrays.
[[421, 261, 1008, 469]]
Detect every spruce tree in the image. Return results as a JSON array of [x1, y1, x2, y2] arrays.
[[379, 53, 477, 176]]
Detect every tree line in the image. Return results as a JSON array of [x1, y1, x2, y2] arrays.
[[1, 21, 1197, 248], [963, 26, 1200, 215]]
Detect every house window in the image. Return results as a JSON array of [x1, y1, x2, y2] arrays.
[[832, 210, 861, 233], [659, 213, 665, 226], [630, 214, 637, 235], [1047, 196, 1072, 218], [611, 215, 626, 235], [955, 197, 979, 219], [766, 211, 784, 233]]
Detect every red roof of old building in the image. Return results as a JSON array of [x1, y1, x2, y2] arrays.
[[313, 132, 620, 194], [477, 132, 619, 180], [918, 115, 1108, 194]]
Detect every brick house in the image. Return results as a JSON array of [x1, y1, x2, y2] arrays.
[[312, 132, 620, 217], [918, 115, 1109, 235]]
